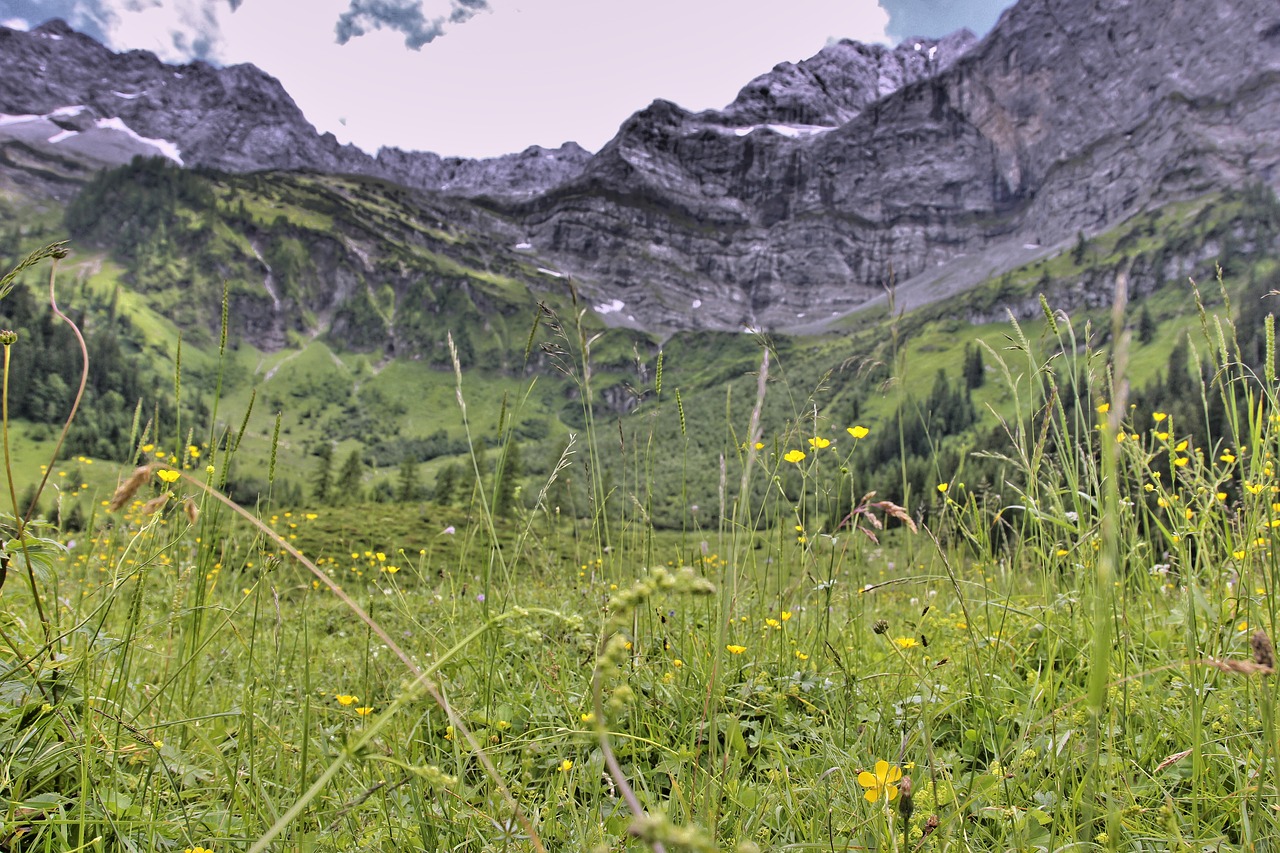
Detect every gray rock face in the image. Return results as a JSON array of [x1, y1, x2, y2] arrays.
[[715, 30, 976, 128], [0, 19, 585, 198], [373, 142, 591, 199], [505, 0, 1280, 332]]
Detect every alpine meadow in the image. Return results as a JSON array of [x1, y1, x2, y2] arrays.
[[2, 0, 1280, 850]]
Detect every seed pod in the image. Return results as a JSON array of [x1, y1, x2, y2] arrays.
[[1252, 629, 1275, 671]]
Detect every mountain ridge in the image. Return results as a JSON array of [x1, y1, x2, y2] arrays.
[[0, 18, 589, 199], [1, 1, 1278, 335], [499, 0, 1280, 331]]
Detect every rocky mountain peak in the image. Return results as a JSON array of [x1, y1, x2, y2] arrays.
[[511, 0, 1280, 332], [0, 19, 587, 198], [714, 29, 977, 128], [31, 18, 78, 38]]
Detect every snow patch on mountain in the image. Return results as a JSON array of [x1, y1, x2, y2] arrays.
[[93, 117, 183, 164]]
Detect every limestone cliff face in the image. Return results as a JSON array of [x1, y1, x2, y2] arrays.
[[504, 0, 1280, 331]]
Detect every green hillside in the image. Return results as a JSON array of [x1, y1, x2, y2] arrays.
[[0, 162, 1277, 530]]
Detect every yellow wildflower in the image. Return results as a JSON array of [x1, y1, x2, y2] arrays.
[[858, 760, 903, 803]]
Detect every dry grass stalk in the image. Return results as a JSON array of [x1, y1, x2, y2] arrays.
[[108, 464, 155, 511]]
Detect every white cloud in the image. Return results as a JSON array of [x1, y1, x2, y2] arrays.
[[51, 0, 891, 157], [88, 0, 226, 61], [1, 17, 29, 29]]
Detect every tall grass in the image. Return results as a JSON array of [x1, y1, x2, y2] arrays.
[[1, 245, 1279, 851]]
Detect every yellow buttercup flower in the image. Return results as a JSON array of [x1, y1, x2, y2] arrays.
[[784, 450, 806, 464], [157, 469, 180, 483], [726, 644, 747, 655], [847, 425, 870, 439], [808, 436, 831, 450], [858, 759, 902, 803]]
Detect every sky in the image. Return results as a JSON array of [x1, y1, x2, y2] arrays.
[[0, 0, 1014, 158]]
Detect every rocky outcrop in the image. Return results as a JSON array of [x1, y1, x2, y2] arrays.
[[373, 142, 591, 199], [714, 29, 976, 128], [501, 0, 1280, 332]]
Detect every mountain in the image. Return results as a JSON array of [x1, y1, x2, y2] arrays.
[[2, 0, 1279, 336], [503, 0, 1280, 331], [0, 19, 587, 200]]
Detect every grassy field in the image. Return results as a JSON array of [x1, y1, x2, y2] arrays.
[[4, 247, 1280, 853]]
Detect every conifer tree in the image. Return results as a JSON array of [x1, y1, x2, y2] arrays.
[[334, 448, 365, 505], [311, 444, 333, 504], [397, 457, 422, 502]]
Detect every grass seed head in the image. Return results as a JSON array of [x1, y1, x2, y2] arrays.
[[109, 464, 154, 511], [141, 494, 168, 516], [1252, 629, 1275, 671]]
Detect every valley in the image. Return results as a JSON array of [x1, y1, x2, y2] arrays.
[[0, 0, 1278, 849]]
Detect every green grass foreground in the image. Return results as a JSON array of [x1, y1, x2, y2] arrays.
[[4, 246, 1280, 852]]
